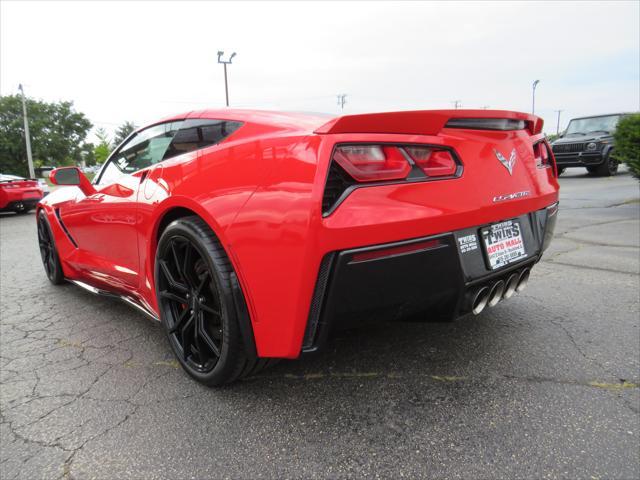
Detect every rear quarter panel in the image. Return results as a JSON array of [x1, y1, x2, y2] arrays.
[[224, 128, 559, 358]]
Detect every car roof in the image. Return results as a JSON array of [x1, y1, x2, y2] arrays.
[[568, 112, 636, 121], [143, 109, 334, 135]]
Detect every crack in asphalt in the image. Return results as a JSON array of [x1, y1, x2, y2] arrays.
[[1, 182, 639, 479], [545, 260, 639, 276]]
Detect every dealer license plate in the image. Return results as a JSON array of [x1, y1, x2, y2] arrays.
[[481, 220, 527, 270]]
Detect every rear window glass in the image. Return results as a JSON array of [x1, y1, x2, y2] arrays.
[[163, 119, 243, 160]]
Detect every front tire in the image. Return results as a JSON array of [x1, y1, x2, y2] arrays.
[[591, 153, 618, 177], [155, 216, 270, 386], [37, 210, 64, 284]]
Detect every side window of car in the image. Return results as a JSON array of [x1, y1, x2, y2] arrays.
[[162, 119, 243, 160], [97, 121, 184, 185]]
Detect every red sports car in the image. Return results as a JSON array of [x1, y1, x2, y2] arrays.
[[38, 109, 559, 385], [1, 174, 45, 214]]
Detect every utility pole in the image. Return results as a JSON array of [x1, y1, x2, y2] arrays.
[[18, 84, 35, 179], [532, 79, 540, 114], [337, 94, 347, 110], [554, 109, 563, 135], [451, 100, 462, 109], [217, 51, 236, 107]]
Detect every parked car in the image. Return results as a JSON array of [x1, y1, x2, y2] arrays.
[[37, 109, 559, 386], [551, 113, 634, 176], [0, 174, 45, 214]]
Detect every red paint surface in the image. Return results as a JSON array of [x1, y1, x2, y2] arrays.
[[38, 109, 559, 358]]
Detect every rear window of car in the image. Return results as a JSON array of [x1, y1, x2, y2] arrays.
[[97, 119, 243, 185], [162, 119, 243, 160]]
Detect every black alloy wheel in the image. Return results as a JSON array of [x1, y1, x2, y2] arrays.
[[155, 216, 274, 386], [591, 153, 619, 177], [157, 234, 224, 373], [37, 210, 64, 284]]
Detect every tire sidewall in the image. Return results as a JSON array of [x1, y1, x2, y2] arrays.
[[155, 219, 240, 385], [608, 154, 618, 175], [37, 210, 64, 284]]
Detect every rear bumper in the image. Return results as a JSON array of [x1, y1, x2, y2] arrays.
[[303, 203, 558, 352], [554, 151, 604, 167], [0, 198, 41, 212]]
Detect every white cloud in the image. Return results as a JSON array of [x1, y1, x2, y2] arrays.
[[1, 0, 638, 137]]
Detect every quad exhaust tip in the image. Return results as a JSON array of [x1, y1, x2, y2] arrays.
[[503, 273, 519, 299], [487, 280, 505, 307], [469, 267, 530, 316], [471, 286, 490, 315], [516, 268, 530, 293]]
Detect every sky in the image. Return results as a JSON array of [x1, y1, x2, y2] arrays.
[[1, 0, 638, 141]]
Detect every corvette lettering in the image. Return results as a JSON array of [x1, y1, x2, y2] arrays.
[[493, 191, 531, 203]]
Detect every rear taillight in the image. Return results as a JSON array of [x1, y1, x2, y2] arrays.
[[404, 147, 457, 177], [534, 141, 551, 167], [333, 145, 411, 182], [324, 143, 461, 216], [332, 144, 460, 183]]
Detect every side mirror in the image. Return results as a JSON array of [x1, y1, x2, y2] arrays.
[[49, 167, 96, 196]]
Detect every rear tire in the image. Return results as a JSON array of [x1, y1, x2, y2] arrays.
[[592, 153, 618, 177], [155, 216, 272, 386], [37, 210, 64, 285]]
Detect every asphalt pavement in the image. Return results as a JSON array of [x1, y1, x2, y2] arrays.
[[1, 168, 639, 479]]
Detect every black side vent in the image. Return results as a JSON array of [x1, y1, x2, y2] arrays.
[[322, 162, 356, 216], [54, 208, 78, 248], [302, 252, 336, 352]]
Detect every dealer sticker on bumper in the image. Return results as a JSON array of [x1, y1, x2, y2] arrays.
[[481, 220, 527, 270]]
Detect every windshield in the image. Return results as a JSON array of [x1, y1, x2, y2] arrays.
[[565, 115, 621, 135]]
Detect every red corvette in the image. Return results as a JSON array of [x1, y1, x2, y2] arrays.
[[1, 174, 45, 213], [37, 109, 559, 385]]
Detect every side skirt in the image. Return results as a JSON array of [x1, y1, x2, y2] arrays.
[[68, 279, 159, 322]]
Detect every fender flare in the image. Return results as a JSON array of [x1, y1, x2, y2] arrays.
[[601, 144, 614, 159], [149, 196, 259, 358]]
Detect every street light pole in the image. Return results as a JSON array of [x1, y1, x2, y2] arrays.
[[554, 109, 563, 135], [337, 94, 347, 110], [532, 79, 540, 115], [217, 51, 236, 107], [18, 84, 35, 179]]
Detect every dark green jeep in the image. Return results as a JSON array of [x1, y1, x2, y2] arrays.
[[551, 113, 631, 176]]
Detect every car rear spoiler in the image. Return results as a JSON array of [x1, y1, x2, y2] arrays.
[[314, 109, 543, 136]]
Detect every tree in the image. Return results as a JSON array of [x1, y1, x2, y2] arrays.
[[0, 95, 93, 176], [614, 114, 640, 179], [93, 127, 112, 165], [113, 121, 137, 147]]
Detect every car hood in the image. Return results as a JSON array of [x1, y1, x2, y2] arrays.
[[552, 133, 613, 145]]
